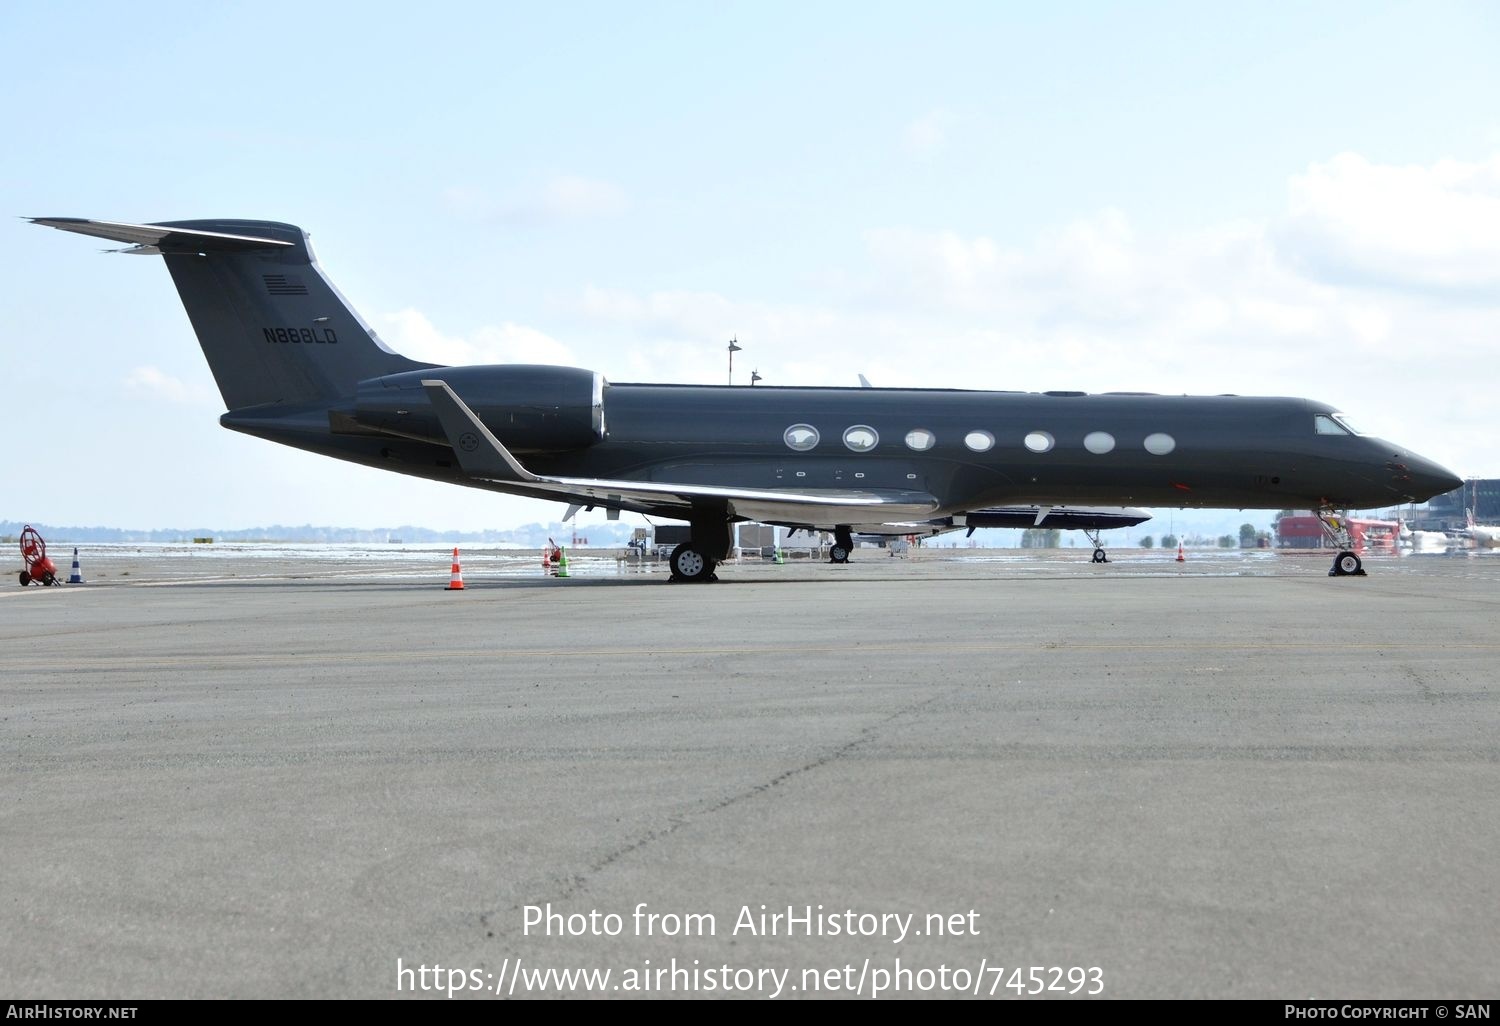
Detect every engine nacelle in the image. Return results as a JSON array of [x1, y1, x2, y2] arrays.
[[344, 364, 606, 453]]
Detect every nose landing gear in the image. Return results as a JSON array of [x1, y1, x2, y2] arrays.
[[1317, 507, 1367, 577]]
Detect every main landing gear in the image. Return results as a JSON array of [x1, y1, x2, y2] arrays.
[[829, 526, 854, 564], [1084, 528, 1110, 564], [668, 542, 713, 582], [668, 521, 733, 583], [1316, 507, 1366, 577]]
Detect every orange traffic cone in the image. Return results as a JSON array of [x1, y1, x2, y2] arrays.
[[447, 547, 466, 590], [1175, 543, 1185, 562]]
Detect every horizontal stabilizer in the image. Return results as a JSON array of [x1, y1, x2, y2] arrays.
[[29, 217, 293, 254]]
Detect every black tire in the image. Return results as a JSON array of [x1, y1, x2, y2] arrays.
[[669, 542, 713, 582], [19, 571, 30, 587], [1335, 552, 1362, 576], [42, 571, 57, 586], [1092, 548, 1108, 563], [829, 544, 850, 564]]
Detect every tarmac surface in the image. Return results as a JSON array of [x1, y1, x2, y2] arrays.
[[2, 544, 1497, 999]]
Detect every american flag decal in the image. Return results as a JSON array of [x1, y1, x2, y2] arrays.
[[263, 274, 309, 296]]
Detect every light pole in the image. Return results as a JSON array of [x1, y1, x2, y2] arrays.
[[727, 337, 742, 385], [750, 369, 762, 386]]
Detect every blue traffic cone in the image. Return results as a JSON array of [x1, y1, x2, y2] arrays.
[[67, 548, 85, 584]]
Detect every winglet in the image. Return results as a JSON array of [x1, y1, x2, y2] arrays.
[[422, 379, 540, 483]]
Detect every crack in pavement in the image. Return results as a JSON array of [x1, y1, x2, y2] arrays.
[[480, 689, 953, 936]]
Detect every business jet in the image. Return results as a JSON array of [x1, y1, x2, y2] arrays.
[[1465, 510, 1499, 548], [33, 217, 1462, 582]]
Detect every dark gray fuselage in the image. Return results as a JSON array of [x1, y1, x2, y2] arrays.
[[226, 377, 1457, 522]]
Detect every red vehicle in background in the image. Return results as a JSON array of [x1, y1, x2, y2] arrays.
[[19, 525, 59, 586], [1274, 513, 1399, 554]]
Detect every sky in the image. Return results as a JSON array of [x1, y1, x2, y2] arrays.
[[3, 1, 1498, 533]]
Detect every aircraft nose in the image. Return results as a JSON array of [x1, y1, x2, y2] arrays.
[[1387, 451, 1463, 503]]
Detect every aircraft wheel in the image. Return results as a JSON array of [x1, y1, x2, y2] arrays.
[[1333, 551, 1362, 577], [1092, 548, 1108, 563], [829, 544, 850, 564], [669, 543, 713, 582], [19, 571, 30, 587]]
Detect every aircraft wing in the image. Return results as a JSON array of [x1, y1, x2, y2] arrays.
[[967, 505, 1153, 530], [422, 380, 941, 524], [850, 505, 1153, 540]]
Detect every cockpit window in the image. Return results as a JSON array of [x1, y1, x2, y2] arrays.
[[1314, 414, 1353, 436]]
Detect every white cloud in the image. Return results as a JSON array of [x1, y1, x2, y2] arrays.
[[859, 210, 1369, 365], [862, 228, 1016, 305], [375, 309, 576, 366], [1274, 152, 1500, 294], [122, 366, 218, 405]]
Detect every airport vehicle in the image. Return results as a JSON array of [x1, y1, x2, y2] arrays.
[[32, 217, 1462, 582], [18, 525, 58, 586]]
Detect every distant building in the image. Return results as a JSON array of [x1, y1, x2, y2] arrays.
[[1420, 479, 1498, 531]]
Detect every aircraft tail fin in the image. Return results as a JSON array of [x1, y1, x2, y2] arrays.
[[32, 218, 432, 410]]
